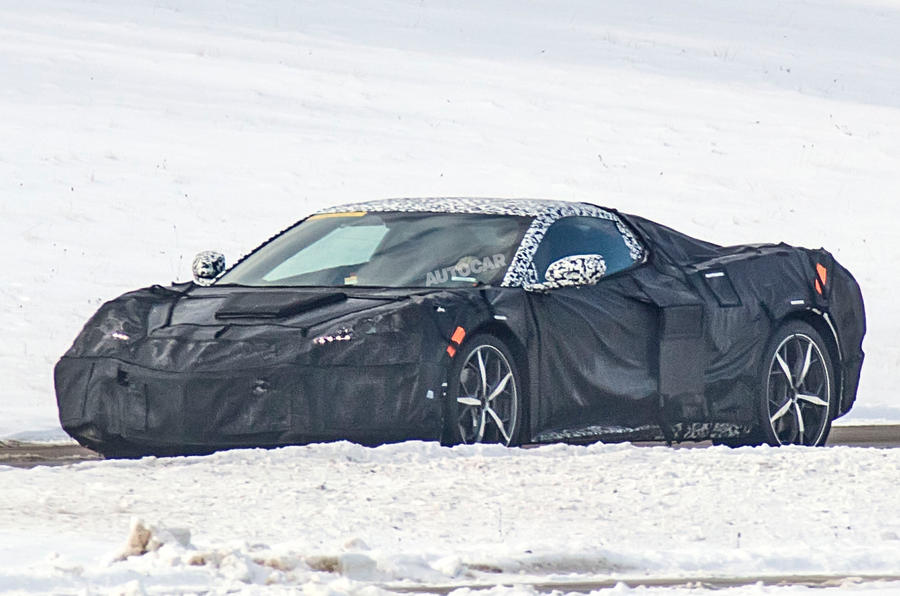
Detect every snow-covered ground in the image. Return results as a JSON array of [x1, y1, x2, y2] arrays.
[[1, 441, 899, 594], [2, 0, 900, 438]]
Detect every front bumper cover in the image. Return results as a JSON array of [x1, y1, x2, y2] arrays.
[[55, 356, 444, 453]]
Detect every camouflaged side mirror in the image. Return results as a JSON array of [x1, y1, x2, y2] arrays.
[[192, 251, 226, 286], [523, 254, 607, 291]]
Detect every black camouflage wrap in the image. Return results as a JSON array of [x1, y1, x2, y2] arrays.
[[54, 199, 865, 455]]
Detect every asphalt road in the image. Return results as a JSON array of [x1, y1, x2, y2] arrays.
[[1, 425, 897, 469], [381, 573, 900, 593], [826, 423, 900, 448]]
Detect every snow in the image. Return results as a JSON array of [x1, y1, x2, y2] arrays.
[[1, 441, 900, 594], [2, 1, 900, 592]]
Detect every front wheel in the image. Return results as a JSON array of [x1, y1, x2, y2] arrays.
[[757, 320, 834, 446], [444, 335, 523, 446]]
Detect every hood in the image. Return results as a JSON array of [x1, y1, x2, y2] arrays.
[[167, 285, 428, 329], [60, 283, 480, 372]]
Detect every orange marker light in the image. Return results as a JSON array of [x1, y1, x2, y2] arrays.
[[814, 263, 827, 295], [446, 326, 466, 358], [451, 326, 466, 345]]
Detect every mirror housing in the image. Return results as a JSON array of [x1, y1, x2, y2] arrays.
[[192, 251, 226, 286], [523, 254, 607, 291]]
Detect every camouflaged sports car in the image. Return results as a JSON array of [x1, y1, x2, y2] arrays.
[[54, 198, 865, 457]]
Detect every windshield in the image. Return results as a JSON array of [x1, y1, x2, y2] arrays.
[[217, 211, 532, 288]]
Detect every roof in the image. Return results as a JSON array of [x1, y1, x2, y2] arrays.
[[316, 197, 601, 217]]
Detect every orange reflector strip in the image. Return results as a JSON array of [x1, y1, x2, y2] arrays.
[[446, 345, 457, 358], [451, 326, 466, 345], [816, 263, 828, 286], [307, 211, 367, 220], [815, 279, 823, 295]]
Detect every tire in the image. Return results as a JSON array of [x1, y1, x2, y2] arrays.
[[712, 436, 762, 448], [755, 320, 835, 446], [443, 334, 524, 447]]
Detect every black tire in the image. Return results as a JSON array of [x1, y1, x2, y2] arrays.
[[712, 435, 763, 448], [755, 320, 835, 446], [443, 334, 524, 447]]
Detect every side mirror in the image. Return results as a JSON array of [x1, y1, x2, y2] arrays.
[[524, 254, 607, 291], [192, 251, 226, 286]]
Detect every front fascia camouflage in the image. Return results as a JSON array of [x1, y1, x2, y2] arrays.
[[54, 285, 503, 452]]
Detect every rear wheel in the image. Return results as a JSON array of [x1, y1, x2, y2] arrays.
[[444, 335, 523, 446], [758, 321, 834, 446]]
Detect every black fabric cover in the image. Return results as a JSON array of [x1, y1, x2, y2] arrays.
[[215, 291, 347, 319], [54, 212, 866, 455]]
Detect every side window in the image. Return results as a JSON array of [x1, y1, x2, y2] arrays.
[[532, 216, 641, 282]]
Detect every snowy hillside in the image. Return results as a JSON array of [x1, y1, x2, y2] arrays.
[[2, 0, 900, 437]]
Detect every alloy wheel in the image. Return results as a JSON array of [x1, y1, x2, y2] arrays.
[[766, 333, 831, 445], [456, 344, 519, 445]]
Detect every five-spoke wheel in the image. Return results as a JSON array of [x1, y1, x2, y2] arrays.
[[445, 335, 522, 446], [760, 321, 833, 446]]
